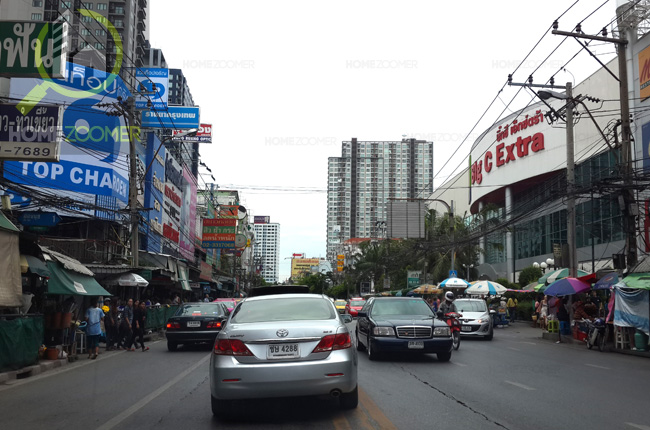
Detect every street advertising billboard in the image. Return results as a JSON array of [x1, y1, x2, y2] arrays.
[[135, 68, 168, 110], [162, 152, 182, 252], [254, 215, 270, 224], [4, 62, 131, 217], [0, 104, 62, 161], [291, 258, 321, 279], [143, 133, 165, 253], [640, 45, 650, 100], [141, 107, 200, 129], [387, 200, 426, 239], [179, 165, 197, 260], [0, 21, 67, 78], [202, 218, 236, 248], [173, 124, 212, 143]]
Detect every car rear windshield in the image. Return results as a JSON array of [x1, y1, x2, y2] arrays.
[[230, 297, 336, 323], [176, 304, 225, 316], [335, 300, 346, 306], [371, 299, 433, 317], [454, 301, 488, 312], [349, 300, 365, 306]]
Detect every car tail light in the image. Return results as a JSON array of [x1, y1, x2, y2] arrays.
[[312, 333, 351, 353], [213, 339, 253, 356], [166, 321, 180, 329], [207, 321, 222, 329]]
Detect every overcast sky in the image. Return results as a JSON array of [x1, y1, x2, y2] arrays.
[[149, 0, 620, 280]]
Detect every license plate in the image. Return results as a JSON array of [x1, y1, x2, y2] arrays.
[[187, 321, 201, 327], [408, 341, 424, 349], [461, 326, 472, 332], [267, 343, 300, 359]]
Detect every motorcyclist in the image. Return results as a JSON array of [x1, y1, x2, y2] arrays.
[[438, 291, 457, 316]]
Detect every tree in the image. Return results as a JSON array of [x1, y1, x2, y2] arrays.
[[518, 266, 543, 288]]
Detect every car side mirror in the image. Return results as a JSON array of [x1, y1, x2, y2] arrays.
[[357, 311, 367, 318], [341, 314, 353, 323]]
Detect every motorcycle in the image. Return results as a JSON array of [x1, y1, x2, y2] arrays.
[[584, 318, 607, 352], [441, 312, 463, 350]]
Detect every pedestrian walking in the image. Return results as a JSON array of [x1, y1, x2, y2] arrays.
[[104, 298, 118, 351], [128, 301, 149, 352], [85, 298, 104, 359], [507, 296, 516, 322], [122, 298, 136, 350]]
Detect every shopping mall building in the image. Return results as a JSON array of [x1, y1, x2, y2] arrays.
[[428, 3, 650, 282]]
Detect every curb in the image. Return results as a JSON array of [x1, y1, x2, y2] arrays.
[[0, 358, 68, 385]]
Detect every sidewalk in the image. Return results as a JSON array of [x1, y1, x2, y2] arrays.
[[0, 330, 164, 386]]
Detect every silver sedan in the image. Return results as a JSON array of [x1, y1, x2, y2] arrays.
[[209, 293, 358, 417]]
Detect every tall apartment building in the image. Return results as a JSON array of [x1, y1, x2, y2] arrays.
[[253, 223, 280, 284], [0, 0, 148, 84], [326, 138, 434, 262]]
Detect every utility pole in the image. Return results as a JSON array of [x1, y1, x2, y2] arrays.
[[552, 18, 637, 271], [126, 96, 139, 268], [565, 82, 577, 278]]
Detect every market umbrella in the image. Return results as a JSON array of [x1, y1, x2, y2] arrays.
[[524, 281, 544, 292], [464, 280, 507, 296], [543, 277, 591, 297], [439, 277, 471, 288], [410, 284, 442, 295], [593, 273, 619, 290], [538, 268, 589, 285], [618, 273, 650, 290]]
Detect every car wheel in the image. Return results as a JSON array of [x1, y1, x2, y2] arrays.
[[367, 335, 380, 361], [211, 395, 233, 418], [485, 328, 493, 341], [437, 351, 452, 362], [340, 385, 359, 409], [355, 330, 366, 351], [167, 341, 178, 352]]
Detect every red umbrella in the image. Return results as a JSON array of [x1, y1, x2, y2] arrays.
[[543, 277, 591, 297]]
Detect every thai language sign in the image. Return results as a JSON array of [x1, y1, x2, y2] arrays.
[[141, 107, 200, 129], [135, 68, 168, 110], [0, 104, 62, 161], [173, 123, 212, 143], [202, 218, 237, 248], [0, 22, 67, 78]]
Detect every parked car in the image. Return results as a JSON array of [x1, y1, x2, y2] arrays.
[[355, 297, 453, 361], [166, 302, 230, 351], [453, 298, 494, 340], [334, 299, 347, 314], [210, 293, 358, 417], [345, 298, 366, 317]]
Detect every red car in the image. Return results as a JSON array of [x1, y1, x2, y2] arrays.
[[345, 298, 366, 317], [212, 298, 239, 313]]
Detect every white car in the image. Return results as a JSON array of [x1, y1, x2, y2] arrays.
[[453, 298, 494, 340], [209, 292, 358, 417]]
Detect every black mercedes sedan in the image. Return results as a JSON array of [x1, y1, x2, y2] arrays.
[[166, 302, 229, 351], [355, 297, 453, 361]]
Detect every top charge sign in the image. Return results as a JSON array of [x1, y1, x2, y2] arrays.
[[471, 110, 546, 185]]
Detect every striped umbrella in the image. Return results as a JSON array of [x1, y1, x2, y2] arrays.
[[439, 277, 471, 288], [464, 280, 507, 296], [538, 268, 589, 285]]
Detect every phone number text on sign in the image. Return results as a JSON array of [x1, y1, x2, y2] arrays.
[[0, 141, 59, 161]]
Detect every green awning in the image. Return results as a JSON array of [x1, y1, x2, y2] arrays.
[[619, 273, 650, 290], [0, 212, 19, 233], [46, 262, 111, 296]]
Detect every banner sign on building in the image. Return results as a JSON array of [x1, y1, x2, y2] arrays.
[[640, 45, 650, 100], [0, 104, 62, 161], [173, 123, 212, 143], [254, 215, 270, 224], [143, 133, 165, 252], [218, 205, 239, 219], [202, 218, 237, 248], [291, 258, 321, 279], [162, 152, 182, 250], [179, 165, 197, 260], [643, 122, 650, 173], [0, 22, 67, 78], [141, 107, 200, 129], [135, 68, 169, 110]]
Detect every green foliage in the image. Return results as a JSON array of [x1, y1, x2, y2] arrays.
[[329, 284, 347, 299], [518, 266, 543, 288], [296, 272, 331, 294], [496, 278, 518, 290]]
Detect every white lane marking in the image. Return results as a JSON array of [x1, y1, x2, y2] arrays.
[[507, 347, 521, 351], [626, 423, 650, 430], [452, 362, 467, 367], [96, 350, 210, 430], [504, 380, 535, 391], [586, 364, 610, 370]]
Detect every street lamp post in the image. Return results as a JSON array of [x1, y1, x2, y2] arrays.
[[462, 263, 474, 282]]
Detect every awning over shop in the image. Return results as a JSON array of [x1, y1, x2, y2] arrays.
[[177, 262, 191, 291], [20, 255, 51, 278], [139, 251, 178, 280], [46, 262, 111, 296]]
